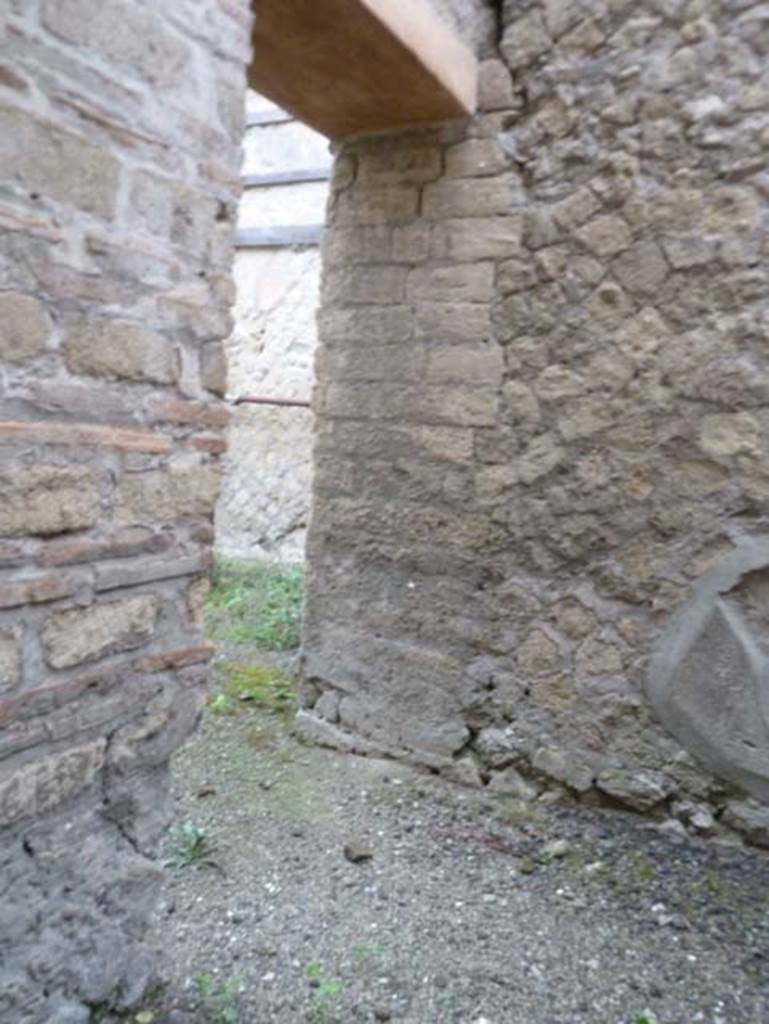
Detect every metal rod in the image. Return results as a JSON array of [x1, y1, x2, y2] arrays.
[[233, 395, 311, 408]]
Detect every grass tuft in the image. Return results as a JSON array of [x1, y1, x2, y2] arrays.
[[205, 555, 303, 650], [210, 663, 295, 717]]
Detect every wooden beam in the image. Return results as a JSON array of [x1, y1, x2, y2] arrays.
[[248, 0, 477, 140]]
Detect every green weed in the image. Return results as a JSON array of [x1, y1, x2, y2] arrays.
[[306, 962, 344, 1002], [210, 663, 295, 717], [205, 556, 303, 650], [165, 822, 221, 872], [194, 973, 243, 1024]]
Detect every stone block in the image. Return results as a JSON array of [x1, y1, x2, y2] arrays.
[[575, 215, 632, 258], [477, 58, 515, 111], [434, 216, 523, 261], [0, 628, 20, 693], [114, 467, 220, 524], [323, 265, 408, 305], [500, 9, 551, 70], [94, 552, 209, 592], [41, 0, 191, 89], [64, 319, 177, 384], [425, 343, 503, 385], [422, 176, 520, 218], [596, 769, 671, 811], [407, 263, 494, 303], [0, 739, 106, 827], [333, 185, 419, 225], [0, 105, 119, 218], [445, 138, 508, 178], [0, 572, 78, 609], [414, 302, 492, 342], [200, 343, 227, 396], [0, 291, 49, 362], [611, 241, 669, 296], [356, 142, 442, 184], [0, 466, 99, 537], [41, 528, 170, 567], [42, 595, 159, 669], [575, 638, 624, 675], [699, 412, 760, 458]]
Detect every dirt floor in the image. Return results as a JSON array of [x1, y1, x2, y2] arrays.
[[138, 643, 769, 1024]]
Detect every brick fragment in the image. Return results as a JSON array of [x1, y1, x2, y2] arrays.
[[0, 573, 78, 609], [149, 398, 230, 429], [191, 434, 227, 454], [41, 528, 171, 567], [94, 552, 210, 592], [0, 420, 171, 453], [133, 643, 215, 673]]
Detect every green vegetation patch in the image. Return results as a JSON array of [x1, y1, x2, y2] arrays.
[[210, 663, 296, 717], [205, 555, 303, 650]]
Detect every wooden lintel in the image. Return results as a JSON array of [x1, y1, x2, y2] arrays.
[[248, 0, 478, 140]]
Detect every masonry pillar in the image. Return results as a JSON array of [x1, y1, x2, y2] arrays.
[[0, 2, 250, 1018], [302, 1, 769, 841]]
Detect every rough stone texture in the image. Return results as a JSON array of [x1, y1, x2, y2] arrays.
[[42, 595, 159, 669], [0, 0, 248, 1018], [64, 319, 178, 384], [0, 291, 50, 363], [304, 0, 769, 842]]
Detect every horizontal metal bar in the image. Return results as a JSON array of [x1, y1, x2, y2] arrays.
[[245, 108, 294, 127], [241, 167, 331, 188], [233, 395, 311, 408], [234, 224, 325, 248]]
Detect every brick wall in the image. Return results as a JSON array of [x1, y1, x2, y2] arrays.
[[302, 1, 769, 842], [0, 1, 250, 1018]]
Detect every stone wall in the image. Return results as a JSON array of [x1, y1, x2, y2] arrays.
[[302, 0, 769, 843], [217, 95, 329, 562], [0, 1, 249, 1019]]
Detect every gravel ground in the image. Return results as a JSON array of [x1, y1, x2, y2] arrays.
[[142, 651, 769, 1024]]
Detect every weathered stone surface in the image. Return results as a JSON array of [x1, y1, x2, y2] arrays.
[[0, 628, 20, 693], [0, 105, 119, 218], [115, 467, 220, 524], [722, 799, 769, 848], [0, 740, 106, 828], [64, 319, 177, 384], [0, 0, 240, 1016], [0, 467, 99, 537], [596, 769, 671, 811], [42, 596, 159, 669], [0, 291, 49, 362], [307, 0, 769, 837]]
